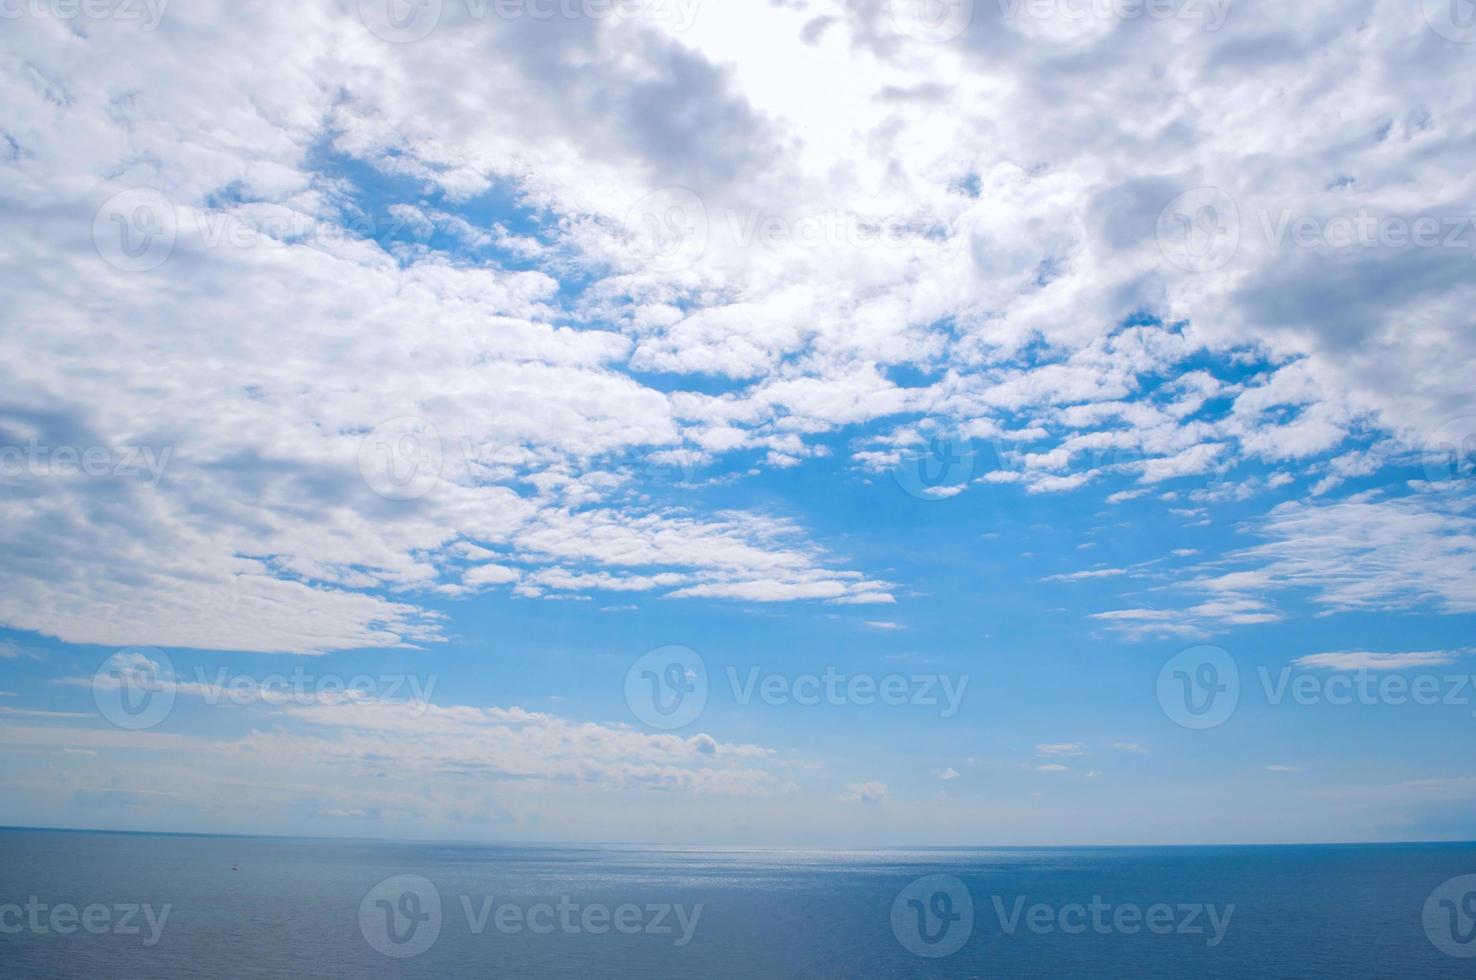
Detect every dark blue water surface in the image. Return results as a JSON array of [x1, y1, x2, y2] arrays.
[[0, 829, 1473, 978]]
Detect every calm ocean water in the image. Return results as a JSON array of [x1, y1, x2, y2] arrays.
[[1, 829, 1473, 978]]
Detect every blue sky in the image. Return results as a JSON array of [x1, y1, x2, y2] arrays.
[[2, 0, 1476, 846]]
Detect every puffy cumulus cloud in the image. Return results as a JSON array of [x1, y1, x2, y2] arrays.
[[0, 8, 898, 651], [681, 0, 1475, 482], [3, 0, 1473, 651]]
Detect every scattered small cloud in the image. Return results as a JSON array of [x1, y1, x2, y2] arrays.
[[933, 768, 959, 781], [839, 781, 890, 804], [1042, 568, 1128, 583], [1293, 651, 1461, 671], [1036, 743, 1087, 758]]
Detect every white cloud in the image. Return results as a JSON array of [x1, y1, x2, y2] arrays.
[[1293, 651, 1462, 672], [1098, 491, 1476, 638], [0, 695, 782, 805], [1043, 568, 1128, 583], [3, 0, 1476, 657], [839, 781, 890, 804]]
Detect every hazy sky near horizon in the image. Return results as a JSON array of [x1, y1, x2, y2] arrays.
[[2, 0, 1476, 845]]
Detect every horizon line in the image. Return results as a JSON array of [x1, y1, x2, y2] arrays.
[[2, 824, 1473, 852]]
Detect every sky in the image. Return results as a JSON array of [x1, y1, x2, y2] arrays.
[[1, 0, 1475, 846]]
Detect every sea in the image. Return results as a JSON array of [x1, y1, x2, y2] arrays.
[[0, 829, 1473, 978]]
